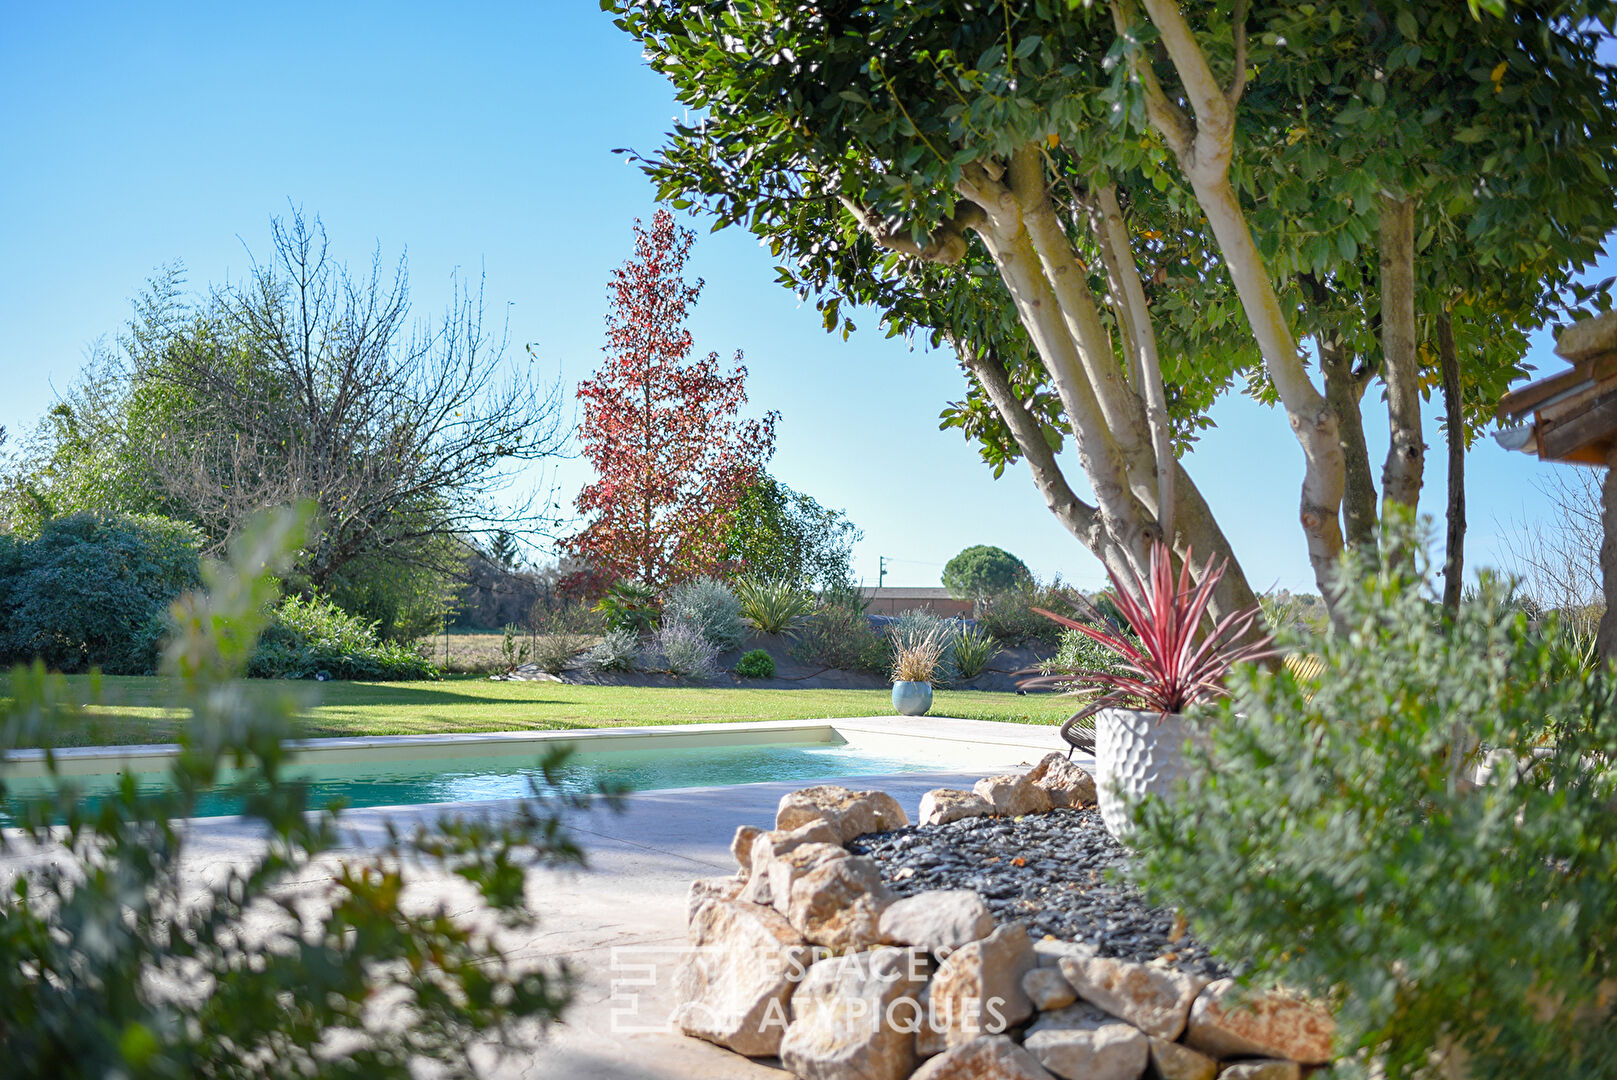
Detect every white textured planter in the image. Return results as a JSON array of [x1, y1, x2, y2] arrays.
[[1093, 707, 1203, 840]]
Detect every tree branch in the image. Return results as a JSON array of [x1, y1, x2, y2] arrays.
[[1226, 0, 1249, 109], [837, 196, 981, 264]]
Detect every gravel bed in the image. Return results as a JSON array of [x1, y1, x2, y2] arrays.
[[849, 807, 1231, 980]]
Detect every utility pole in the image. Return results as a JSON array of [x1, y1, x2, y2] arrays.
[[878, 556, 888, 588]]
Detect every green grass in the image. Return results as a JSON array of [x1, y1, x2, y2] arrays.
[[4, 674, 1071, 748]]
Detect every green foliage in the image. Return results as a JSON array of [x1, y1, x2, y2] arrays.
[[664, 576, 745, 652], [652, 621, 719, 680], [941, 544, 1032, 601], [0, 512, 203, 675], [734, 648, 777, 679], [1045, 626, 1135, 684], [592, 579, 661, 634], [323, 547, 457, 643], [248, 593, 440, 681], [734, 575, 815, 635], [975, 578, 1081, 646], [0, 504, 598, 1076], [793, 599, 888, 675], [581, 627, 641, 674], [1132, 531, 1617, 1077], [722, 474, 862, 589], [951, 624, 1001, 680], [500, 624, 530, 673]]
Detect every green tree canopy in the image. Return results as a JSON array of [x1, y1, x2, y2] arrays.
[[721, 473, 862, 589], [941, 544, 1032, 600]]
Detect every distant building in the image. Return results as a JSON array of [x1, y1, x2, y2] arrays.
[[860, 587, 973, 617]]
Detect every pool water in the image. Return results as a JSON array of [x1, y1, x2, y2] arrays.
[[4, 738, 980, 820]]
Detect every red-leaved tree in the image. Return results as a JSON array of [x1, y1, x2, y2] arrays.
[[569, 210, 778, 588]]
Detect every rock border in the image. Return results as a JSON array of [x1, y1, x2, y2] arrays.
[[673, 753, 1337, 1080]]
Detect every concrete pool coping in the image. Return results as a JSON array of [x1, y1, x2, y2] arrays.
[[0, 714, 1069, 778]]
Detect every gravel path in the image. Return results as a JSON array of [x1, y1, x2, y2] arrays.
[[849, 807, 1231, 980]]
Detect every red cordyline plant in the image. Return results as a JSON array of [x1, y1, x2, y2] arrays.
[[1027, 542, 1277, 719]]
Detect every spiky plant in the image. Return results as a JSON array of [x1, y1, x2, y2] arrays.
[[890, 623, 949, 684], [951, 623, 1001, 680], [1025, 542, 1276, 719], [734, 575, 815, 635]]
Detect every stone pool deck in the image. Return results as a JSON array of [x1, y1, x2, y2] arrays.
[[2, 715, 1086, 1079]]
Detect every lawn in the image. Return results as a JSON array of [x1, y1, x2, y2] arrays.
[[4, 674, 1072, 748]]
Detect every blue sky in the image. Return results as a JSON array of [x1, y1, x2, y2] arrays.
[[0, 3, 1605, 592]]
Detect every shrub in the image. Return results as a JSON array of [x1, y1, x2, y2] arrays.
[[593, 579, 661, 633], [582, 627, 641, 673], [664, 576, 745, 651], [1045, 625, 1135, 682], [975, 577, 1082, 646], [941, 544, 1032, 600], [951, 623, 1001, 679], [500, 624, 531, 673], [650, 621, 720, 680], [0, 512, 203, 675], [793, 600, 888, 674], [734, 648, 777, 678], [890, 623, 949, 683], [248, 593, 440, 680], [530, 634, 592, 675], [527, 602, 601, 675], [890, 608, 960, 685], [734, 575, 814, 634], [1132, 529, 1617, 1077]]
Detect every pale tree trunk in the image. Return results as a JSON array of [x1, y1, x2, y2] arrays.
[[1379, 194, 1424, 515], [1319, 331, 1380, 549], [1599, 444, 1617, 663], [1438, 310, 1466, 614]]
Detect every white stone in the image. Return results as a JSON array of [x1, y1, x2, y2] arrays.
[[738, 820, 843, 906], [879, 889, 995, 954], [672, 897, 811, 1057], [1220, 1060, 1302, 1080], [1058, 953, 1207, 1040], [1023, 966, 1078, 1011], [1146, 1036, 1217, 1080], [973, 773, 1053, 817], [919, 788, 994, 826], [909, 1035, 1058, 1080], [920, 922, 1037, 1053], [780, 946, 930, 1080], [763, 839, 848, 914], [731, 824, 763, 876], [776, 784, 907, 843], [1184, 980, 1334, 1064], [787, 852, 892, 952], [1023, 1003, 1149, 1080], [1025, 752, 1098, 808], [686, 875, 744, 926]]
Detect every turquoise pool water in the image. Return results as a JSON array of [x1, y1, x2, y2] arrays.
[[4, 739, 971, 820]]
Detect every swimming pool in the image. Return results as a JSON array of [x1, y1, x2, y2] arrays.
[[1, 720, 1053, 820]]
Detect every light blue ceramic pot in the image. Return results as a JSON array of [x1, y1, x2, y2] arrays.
[[891, 680, 933, 716]]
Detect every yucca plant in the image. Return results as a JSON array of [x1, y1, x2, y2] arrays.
[[951, 623, 1001, 680], [734, 575, 815, 635], [1025, 542, 1277, 720]]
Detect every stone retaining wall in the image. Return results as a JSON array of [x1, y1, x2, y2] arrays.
[[672, 753, 1335, 1080]]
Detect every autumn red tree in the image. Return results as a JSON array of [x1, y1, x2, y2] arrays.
[[569, 209, 777, 588]]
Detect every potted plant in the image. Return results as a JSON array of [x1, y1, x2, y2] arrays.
[[889, 624, 949, 716], [1027, 542, 1275, 839]]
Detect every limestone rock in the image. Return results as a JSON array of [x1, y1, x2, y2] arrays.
[[1146, 1036, 1217, 1080], [777, 784, 904, 843], [910, 1035, 1058, 1080], [1025, 752, 1098, 808], [1556, 308, 1617, 361], [973, 773, 1053, 817], [879, 889, 995, 954], [1058, 953, 1207, 1040], [731, 824, 763, 877], [1023, 1003, 1149, 1080], [672, 897, 811, 1057], [921, 922, 1037, 1053], [1219, 1061, 1301, 1080], [1184, 980, 1333, 1065], [1023, 966, 1078, 1011], [919, 788, 994, 826], [787, 852, 893, 952], [1033, 938, 1097, 969], [686, 875, 744, 926], [780, 946, 930, 1080], [747, 830, 845, 911]]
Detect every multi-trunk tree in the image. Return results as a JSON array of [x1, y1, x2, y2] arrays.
[[570, 210, 778, 587], [607, 0, 1617, 619]]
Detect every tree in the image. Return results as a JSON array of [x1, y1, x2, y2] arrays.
[[569, 210, 778, 587], [721, 473, 861, 588], [1, 212, 568, 637], [941, 544, 1032, 601], [606, 0, 1617, 620]]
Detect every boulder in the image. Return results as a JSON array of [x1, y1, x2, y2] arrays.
[[1023, 966, 1078, 1011], [1184, 980, 1334, 1065], [672, 897, 811, 1057], [1033, 938, 1096, 969], [686, 875, 744, 925], [1023, 1003, 1150, 1080], [1025, 752, 1097, 808], [1219, 1061, 1301, 1080], [1058, 953, 1207, 1040], [731, 824, 763, 877], [780, 946, 930, 1080], [1146, 1036, 1217, 1080], [973, 773, 1053, 817], [879, 890, 995, 954], [920, 922, 1037, 1053], [787, 853, 893, 952], [757, 838, 847, 913], [910, 1035, 1058, 1080], [919, 788, 994, 826], [777, 784, 907, 843], [738, 819, 844, 905]]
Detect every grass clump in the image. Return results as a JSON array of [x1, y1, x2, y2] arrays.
[[734, 648, 776, 679], [890, 623, 949, 684], [952, 624, 1001, 679]]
